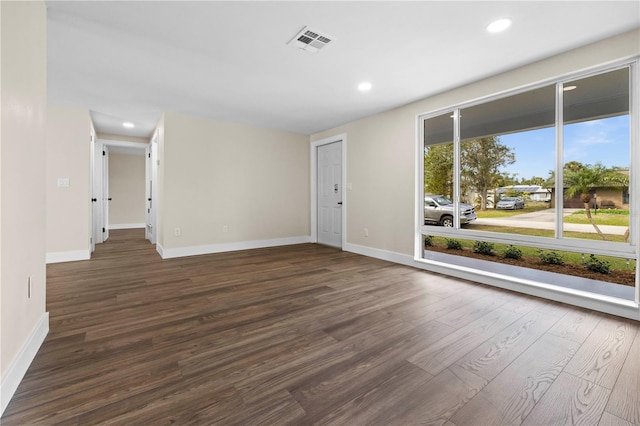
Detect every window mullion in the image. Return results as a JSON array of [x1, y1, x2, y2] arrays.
[[630, 62, 639, 250], [555, 82, 564, 240], [453, 109, 461, 229], [629, 61, 639, 307]]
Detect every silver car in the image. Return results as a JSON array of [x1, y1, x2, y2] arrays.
[[496, 196, 525, 209], [424, 195, 477, 227]]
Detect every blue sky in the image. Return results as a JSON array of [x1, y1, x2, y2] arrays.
[[500, 115, 630, 181]]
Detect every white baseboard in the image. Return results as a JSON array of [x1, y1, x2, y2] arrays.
[[344, 242, 415, 266], [343, 243, 640, 321], [0, 312, 49, 415], [46, 250, 90, 264], [160, 236, 313, 259], [109, 223, 145, 230]]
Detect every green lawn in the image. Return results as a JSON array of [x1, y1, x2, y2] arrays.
[[563, 210, 629, 226], [466, 224, 627, 243], [476, 205, 629, 226], [475, 202, 549, 219], [476, 201, 549, 218], [455, 205, 632, 270]]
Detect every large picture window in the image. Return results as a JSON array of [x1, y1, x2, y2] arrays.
[[420, 62, 637, 302], [562, 68, 630, 241]]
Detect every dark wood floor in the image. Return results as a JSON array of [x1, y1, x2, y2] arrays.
[[3, 229, 639, 425]]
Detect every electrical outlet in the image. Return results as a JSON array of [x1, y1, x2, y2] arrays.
[[174, 227, 181, 237], [223, 225, 229, 233], [364, 228, 369, 237]]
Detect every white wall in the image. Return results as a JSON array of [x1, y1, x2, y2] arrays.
[[109, 153, 146, 227], [158, 112, 309, 255], [0, 0, 48, 414], [311, 29, 640, 257], [46, 104, 91, 260]]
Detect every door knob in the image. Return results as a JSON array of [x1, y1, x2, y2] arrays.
[[337, 202, 343, 205]]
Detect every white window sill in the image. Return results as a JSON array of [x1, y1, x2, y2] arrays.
[[421, 249, 636, 305]]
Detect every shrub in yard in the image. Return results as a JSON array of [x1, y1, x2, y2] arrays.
[[503, 245, 522, 260], [473, 241, 495, 256], [539, 250, 565, 265], [424, 235, 433, 247], [584, 254, 611, 274], [446, 238, 463, 250]]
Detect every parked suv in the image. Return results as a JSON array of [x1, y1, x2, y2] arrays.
[[424, 195, 477, 227]]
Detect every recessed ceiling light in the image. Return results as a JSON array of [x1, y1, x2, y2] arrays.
[[563, 85, 577, 92], [358, 82, 372, 91], [487, 18, 512, 33], [123, 122, 135, 128]]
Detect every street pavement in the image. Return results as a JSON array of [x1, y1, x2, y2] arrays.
[[472, 208, 628, 236]]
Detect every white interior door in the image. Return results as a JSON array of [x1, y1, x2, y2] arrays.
[[90, 133, 96, 253], [145, 134, 158, 244], [92, 142, 110, 245], [145, 145, 152, 242], [102, 146, 110, 241], [317, 141, 342, 247], [92, 141, 104, 245]]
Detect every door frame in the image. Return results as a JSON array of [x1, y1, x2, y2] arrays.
[[92, 139, 105, 246], [145, 132, 158, 244], [311, 133, 347, 248], [102, 145, 110, 241], [91, 138, 148, 250], [90, 130, 96, 252]]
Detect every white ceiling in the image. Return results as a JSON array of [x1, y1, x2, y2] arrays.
[[46, 1, 640, 138]]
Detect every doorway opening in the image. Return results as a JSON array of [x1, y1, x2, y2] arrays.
[[90, 137, 151, 255]]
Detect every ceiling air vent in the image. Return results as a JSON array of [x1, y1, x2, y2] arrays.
[[287, 26, 334, 53]]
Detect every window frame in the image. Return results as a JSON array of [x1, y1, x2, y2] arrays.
[[416, 58, 639, 302]]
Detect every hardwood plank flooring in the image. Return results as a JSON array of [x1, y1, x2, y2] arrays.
[[605, 331, 640, 425], [450, 334, 580, 426], [2, 229, 639, 425], [454, 309, 564, 381], [522, 372, 611, 425], [564, 317, 637, 389]]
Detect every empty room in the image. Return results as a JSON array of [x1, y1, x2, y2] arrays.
[[1, 1, 639, 424]]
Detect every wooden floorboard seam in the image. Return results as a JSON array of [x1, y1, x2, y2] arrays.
[[2, 229, 639, 425]]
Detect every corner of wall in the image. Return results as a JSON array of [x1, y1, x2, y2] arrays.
[[0, 313, 49, 415], [1, 0, 49, 414]]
